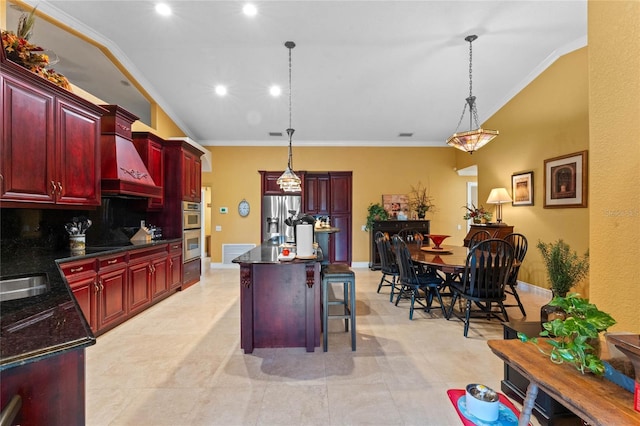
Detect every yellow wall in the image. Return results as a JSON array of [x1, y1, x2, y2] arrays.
[[588, 0, 639, 333], [454, 48, 591, 297], [202, 146, 473, 263]]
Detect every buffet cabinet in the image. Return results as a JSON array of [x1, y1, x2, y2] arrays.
[[60, 242, 182, 336], [369, 220, 430, 269], [0, 55, 105, 207], [463, 224, 514, 247]]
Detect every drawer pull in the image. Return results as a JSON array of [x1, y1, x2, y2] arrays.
[[70, 266, 84, 273], [107, 259, 118, 264]]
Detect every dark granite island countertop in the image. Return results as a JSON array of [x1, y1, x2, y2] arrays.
[[232, 240, 323, 353]]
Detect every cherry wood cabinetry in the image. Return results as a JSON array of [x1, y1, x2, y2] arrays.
[[304, 174, 330, 214], [168, 242, 183, 290], [182, 149, 202, 202], [259, 170, 305, 195], [463, 224, 514, 247], [61, 242, 181, 336], [0, 60, 104, 207], [132, 131, 165, 209], [95, 253, 128, 333], [60, 258, 98, 331], [0, 348, 87, 425]]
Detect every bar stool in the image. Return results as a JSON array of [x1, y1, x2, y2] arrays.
[[321, 263, 356, 352]]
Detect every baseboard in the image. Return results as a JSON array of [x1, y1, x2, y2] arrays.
[[517, 280, 552, 298]]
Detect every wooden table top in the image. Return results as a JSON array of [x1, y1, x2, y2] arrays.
[[488, 339, 640, 426], [408, 244, 469, 274]]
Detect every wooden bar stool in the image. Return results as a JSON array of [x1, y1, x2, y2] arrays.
[[321, 264, 356, 352]]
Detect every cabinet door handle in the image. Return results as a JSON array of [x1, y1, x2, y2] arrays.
[[70, 266, 84, 273], [169, 259, 173, 268], [0, 394, 22, 426], [94, 279, 100, 293], [50, 180, 57, 196], [57, 181, 63, 194], [107, 259, 118, 264], [99, 279, 104, 292]]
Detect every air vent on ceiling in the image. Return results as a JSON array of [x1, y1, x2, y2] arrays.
[[398, 132, 413, 137], [269, 132, 283, 137]]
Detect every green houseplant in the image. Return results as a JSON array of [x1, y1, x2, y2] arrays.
[[518, 293, 616, 375], [537, 239, 589, 321], [365, 203, 389, 231]]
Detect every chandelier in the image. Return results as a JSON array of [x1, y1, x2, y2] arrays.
[[446, 35, 498, 154], [277, 41, 302, 192]]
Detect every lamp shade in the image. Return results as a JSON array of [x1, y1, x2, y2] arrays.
[[486, 188, 512, 204]]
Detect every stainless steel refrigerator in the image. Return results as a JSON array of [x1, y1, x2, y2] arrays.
[[262, 195, 301, 242]]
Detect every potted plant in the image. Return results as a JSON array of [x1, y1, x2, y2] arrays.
[[462, 204, 492, 224], [408, 182, 435, 219], [365, 202, 389, 231], [518, 293, 616, 375], [537, 239, 589, 321]]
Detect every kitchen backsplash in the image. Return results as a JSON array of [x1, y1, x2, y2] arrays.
[[0, 197, 150, 250]]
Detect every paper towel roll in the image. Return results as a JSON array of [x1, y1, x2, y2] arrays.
[[296, 224, 314, 257]]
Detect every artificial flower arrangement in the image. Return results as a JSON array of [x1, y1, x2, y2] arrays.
[[463, 203, 492, 222], [1, 7, 71, 90]]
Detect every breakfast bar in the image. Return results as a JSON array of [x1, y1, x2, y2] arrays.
[[232, 240, 321, 353]]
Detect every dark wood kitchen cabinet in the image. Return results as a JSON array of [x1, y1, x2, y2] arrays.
[[132, 131, 165, 209], [168, 242, 183, 290], [182, 148, 202, 202], [259, 170, 306, 195], [0, 60, 105, 207], [60, 258, 98, 331], [303, 174, 330, 214], [96, 253, 128, 333]]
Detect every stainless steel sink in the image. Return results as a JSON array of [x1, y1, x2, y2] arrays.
[[0, 274, 50, 302]]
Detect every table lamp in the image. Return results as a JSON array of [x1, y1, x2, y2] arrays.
[[486, 188, 512, 224]]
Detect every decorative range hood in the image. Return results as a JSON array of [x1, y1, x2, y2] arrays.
[[100, 105, 162, 198]]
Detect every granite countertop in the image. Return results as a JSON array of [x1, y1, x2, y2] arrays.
[[0, 238, 180, 370], [232, 239, 324, 264]]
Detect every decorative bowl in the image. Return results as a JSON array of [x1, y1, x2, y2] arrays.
[[426, 234, 450, 249]]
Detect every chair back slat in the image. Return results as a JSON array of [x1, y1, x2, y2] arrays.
[[392, 235, 421, 286], [464, 239, 514, 299], [376, 233, 398, 274]]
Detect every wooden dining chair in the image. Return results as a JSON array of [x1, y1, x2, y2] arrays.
[[392, 235, 446, 320], [447, 238, 514, 337], [375, 232, 400, 302], [468, 229, 491, 248], [503, 233, 528, 316]]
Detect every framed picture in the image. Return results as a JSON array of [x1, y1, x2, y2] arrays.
[[382, 194, 409, 219], [511, 171, 534, 206], [544, 150, 588, 208]]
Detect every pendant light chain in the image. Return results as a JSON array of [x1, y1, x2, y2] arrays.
[[287, 41, 294, 169]]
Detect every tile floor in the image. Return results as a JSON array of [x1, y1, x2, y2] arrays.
[[86, 262, 549, 425]]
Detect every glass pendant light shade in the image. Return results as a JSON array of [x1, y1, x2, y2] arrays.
[[447, 35, 498, 154], [277, 42, 302, 193]]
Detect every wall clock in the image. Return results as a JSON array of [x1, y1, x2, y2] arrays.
[[238, 199, 250, 217]]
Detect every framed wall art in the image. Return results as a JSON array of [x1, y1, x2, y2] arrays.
[[511, 171, 534, 206], [382, 194, 409, 219], [544, 150, 588, 208]]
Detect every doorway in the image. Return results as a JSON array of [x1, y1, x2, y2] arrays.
[[466, 182, 478, 232]]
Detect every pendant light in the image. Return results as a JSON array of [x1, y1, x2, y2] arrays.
[[277, 41, 302, 192], [446, 35, 498, 154]]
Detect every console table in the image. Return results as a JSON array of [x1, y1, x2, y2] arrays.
[[463, 223, 513, 247], [488, 339, 640, 426]]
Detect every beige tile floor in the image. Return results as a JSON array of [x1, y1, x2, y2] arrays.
[[86, 262, 549, 426]]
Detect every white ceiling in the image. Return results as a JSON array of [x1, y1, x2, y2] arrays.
[[8, 1, 587, 147]]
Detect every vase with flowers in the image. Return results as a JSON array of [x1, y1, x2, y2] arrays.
[[408, 182, 435, 219], [463, 204, 492, 224]]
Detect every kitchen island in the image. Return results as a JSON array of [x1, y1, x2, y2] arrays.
[[232, 240, 322, 353]]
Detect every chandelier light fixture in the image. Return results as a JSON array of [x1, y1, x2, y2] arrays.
[[446, 35, 498, 154], [277, 41, 302, 193]]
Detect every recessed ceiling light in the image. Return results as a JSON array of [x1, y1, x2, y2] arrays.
[[155, 3, 172, 16], [269, 85, 282, 97], [243, 3, 258, 17], [215, 85, 228, 96]]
